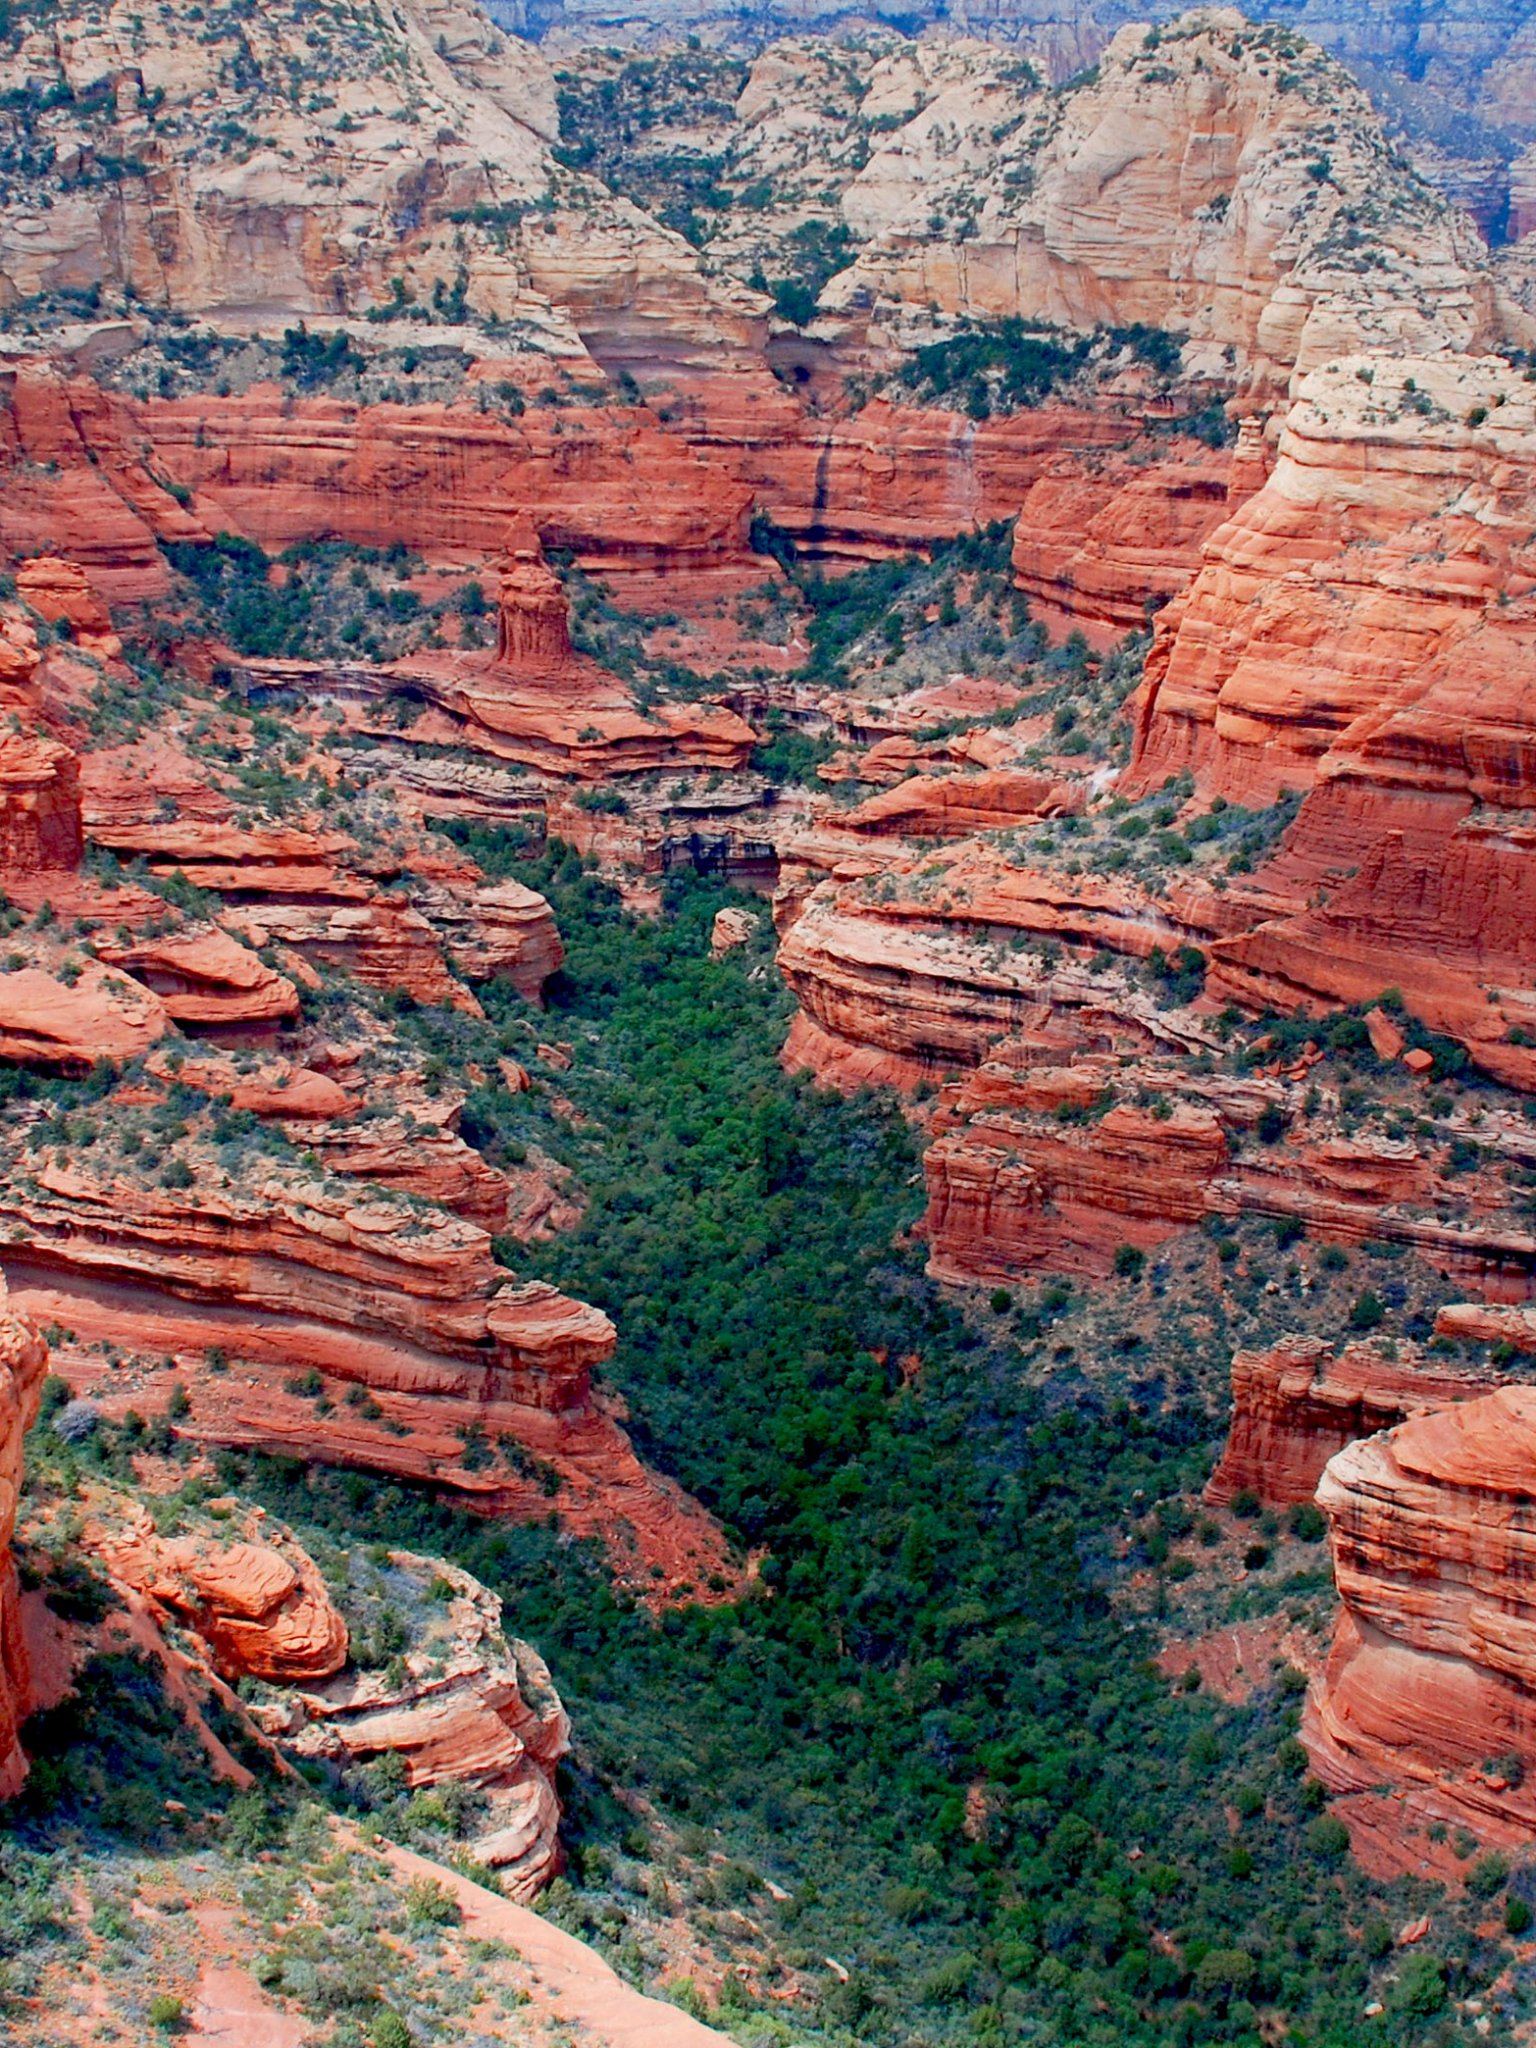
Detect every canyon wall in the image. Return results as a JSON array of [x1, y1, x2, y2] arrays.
[[1307, 1388, 1536, 1846], [920, 1045, 1536, 1295], [0, 1282, 48, 1799], [1132, 352, 1536, 1087], [1204, 1333, 1497, 1507], [826, 14, 1503, 391]]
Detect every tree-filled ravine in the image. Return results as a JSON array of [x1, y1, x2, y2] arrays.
[[202, 844, 1489, 2048]]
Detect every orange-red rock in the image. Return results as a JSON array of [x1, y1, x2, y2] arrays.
[[1306, 1389, 1536, 1850], [13, 555, 120, 656], [0, 960, 172, 1068], [1125, 357, 1536, 1084], [0, 730, 83, 873], [93, 925, 301, 1029], [923, 1046, 1536, 1294], [841, 768, 1083, 840], [1010, 458, 1232, 632], [776, 847, 1214, 1088], [101, 1514, 349, 1684], [288, 1551, 568, 1901], [1434, 1302, 1536, 1352], [0, 1279, 48, 1799], [1205, 1335, 1496, 1508]]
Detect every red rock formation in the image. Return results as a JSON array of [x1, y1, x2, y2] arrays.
[[13, 556, 120, 658], [1, 1133, 739, 1599], [776, 846, 1213, 1087], [1434, 1302, 1536, 1352], [413, 877, 564, 1001], [0, 731, 84, 872], [922, 1047, 1536, 1294], [100, 1514, 349, 1684], [497, 523, 574, 671], [1306, 1389, 1536, 1849], [27, 1268, 736, 1601], [1010, 456, 1232, 632], [287, 1551, 568, 1900], [138, 387, 754, 594], [0, 362, 202, 601], [0, 1280, 48, 1799], [1124, 356, 1536, 1084], [0, 961, 172, 1068], [1204, 1335, 1495, 1508], [840, 769, 1083, 839], [75, 800, 566, 1013], [92, 925, 301, 1029], [0, 1156, 594, 1403]]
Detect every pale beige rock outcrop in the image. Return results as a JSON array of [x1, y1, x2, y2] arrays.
[[824, 10, 1505, 388], [0, 0, 764, 359]]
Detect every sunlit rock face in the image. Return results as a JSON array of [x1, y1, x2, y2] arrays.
[[1307, 1388, 1536, 1848]]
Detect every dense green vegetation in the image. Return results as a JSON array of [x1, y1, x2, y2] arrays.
[[552, 49, 749, 247], [161, 533, 483, 663], [891, 318, 1232, 432], [226, 850, 1507, 2047]]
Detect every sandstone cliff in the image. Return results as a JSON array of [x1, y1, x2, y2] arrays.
[[1132, 352, 1536, 1087], [1204, 1334, 1496, 1508], [0, 0, 766, 371], [922, 1044, 1536, 1295], [825, 12, 1503, 389], [0, 1280, 48, 1799], [1307, 1388, 1536, 1850]]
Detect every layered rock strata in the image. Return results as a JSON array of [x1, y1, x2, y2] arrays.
[[285, 1552, 570, 1899], [922, 1048, 1536, 1294], [827, 13, 1502, 389], [1306, 1389, 1536, 1846], [1204, 1335, 1496, 1508], [0, 1281, 48, 1799], [1128, 353, 1536, 1087], [98, 1512, 350, 1684]]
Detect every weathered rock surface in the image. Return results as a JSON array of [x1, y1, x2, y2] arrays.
[[1306, 1389, 1536, 1849], [1124, 354, 1536, 1085], [0, 960, 172, 1068], [288, 1551, 569, 1899], [922, 1047, 1536, 1294], [1205, 1335, 1496, 1508], [0, 731, 84, 873], [776, 844, 1216, 1090], [100, 1512, 350, 1684], [826, 13, 1502, 389], [0, 1280, 48, 1799]]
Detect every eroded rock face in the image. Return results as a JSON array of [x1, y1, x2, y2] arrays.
[[1124, 354, 1536, 1084], [1307, 1389, 1536, 1846], [1205, 1335, 1496, 1508], [0, 960, 172, 1068], [777, 845, 1216, 1092], [287, 1552, 570, 1900], [0, 1156, 599, 1405], [0, 730, 84, 873], [922, 1047, 1536, 1293], [827, 13, 1500, 389], [99, 1513, 350, 1684], [0, 1280, 48, 1799]]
